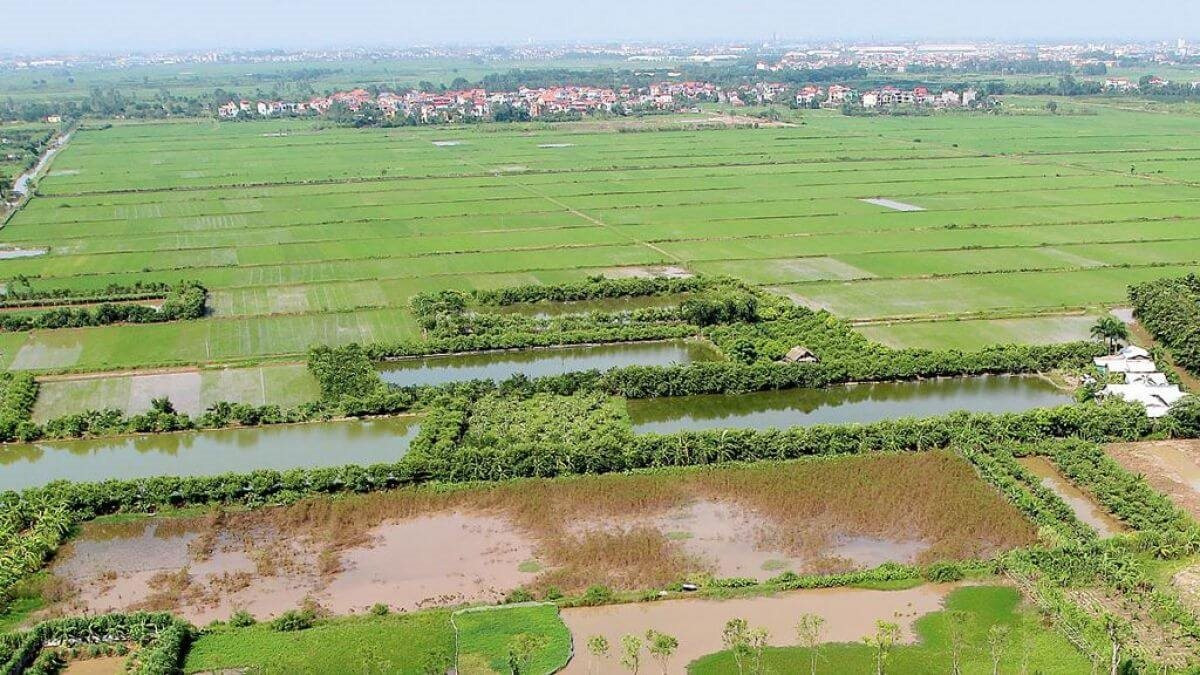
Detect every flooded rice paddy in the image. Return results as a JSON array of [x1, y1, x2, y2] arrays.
[[560, 584, 957, 674], [45, 452, 1033, 623], [1018, 456, 1126, 536], [627, 375, 1072, 433], [0, 416, 419, 490], [377, 339, 721, 387]]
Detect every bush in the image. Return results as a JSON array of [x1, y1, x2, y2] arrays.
[[369, 603, 390, 616], [578, 585, 614, 606], [228, 610, 256, 627], [504, 588, 535, 604], [270, 609, 315, 632]]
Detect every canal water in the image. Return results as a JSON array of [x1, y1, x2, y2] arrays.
[[627, 375, 1073, 434], [378, 339, 721, 387], [1018, 456, 1126, 536], [0, 416, 419, 491]]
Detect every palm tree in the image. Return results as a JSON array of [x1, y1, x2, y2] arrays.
[[1090, 316, 1130, 354]]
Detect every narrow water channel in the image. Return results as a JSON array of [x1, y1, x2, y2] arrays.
[[1018, 456, 1126, 536], [0, 416, 419, 491], [377, 339, 721, 387], [627, 375, 1073, 433]]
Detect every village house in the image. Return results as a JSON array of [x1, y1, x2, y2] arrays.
[[1094, 345, 1156, 374], [1104, 77, 1138, 92], [1094, 345, 1187, 417]]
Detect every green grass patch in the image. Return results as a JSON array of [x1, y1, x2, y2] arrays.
[[183, 610, 454, 674], [454, 604, 572, 675], [688, 586, 1090, 674]]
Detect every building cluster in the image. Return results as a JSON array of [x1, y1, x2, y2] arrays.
[[858, 85, 979, 108], [1094, 345, 1186, 418], [217, 79, 986, 121], [216, 82, 722, 122], [791, 83, 980, 108], [754, 40, 1199, 74]]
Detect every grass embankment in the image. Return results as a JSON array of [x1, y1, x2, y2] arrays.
[[688, 586, 1091, 674], [183, 604, 570, 674]]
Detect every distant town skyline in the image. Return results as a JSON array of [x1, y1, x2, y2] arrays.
[[5, 0, 1200, 54]]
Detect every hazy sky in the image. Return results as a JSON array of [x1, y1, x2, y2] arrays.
[[6, 0, 1199, 53]]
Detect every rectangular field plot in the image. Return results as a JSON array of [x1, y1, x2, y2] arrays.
[[782, 265, 1200, 319], [32, 364, 319, 421], [860, 314, 1103, 350]]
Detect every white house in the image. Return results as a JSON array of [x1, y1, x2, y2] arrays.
[[1127, 372, 1170, 387], [1094, 345, 1154, 373], [1099, 383, 1186, 418]]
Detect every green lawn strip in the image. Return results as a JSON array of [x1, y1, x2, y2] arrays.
[[687, 586, 1091, 674], [454, 603, 572, 674], [183, 610, 454, 674]]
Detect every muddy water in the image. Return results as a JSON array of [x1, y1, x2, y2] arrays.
[[560, 584, 957, 674], [378, 340, 721, 387], [52, 511, 541, 624], [0, 417, 419, 491], [324, 513, 537, 612], [631, 500, 926, 580], [487, 293, 690, 319], [1019, 457, 1126, 536], [628, 375, 1072, 433], [61, 656, 127, 675]]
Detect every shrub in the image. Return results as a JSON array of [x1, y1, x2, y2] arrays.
[[579, 585, 614, 606], [269, 609, 315, 632], [228, 610, 256, 627], [504, 588, 535, 604]]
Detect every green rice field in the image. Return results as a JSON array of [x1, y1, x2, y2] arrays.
[[4, 103, 1200, 374]]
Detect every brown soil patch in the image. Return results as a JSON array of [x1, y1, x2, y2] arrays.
[[561, 584, 956, 674], [48, 452, 1033, 622], [61, 656, 128, 675], [1068, 587, 1199, 669], [1107, 440, 1200, 519], [1171, 563, 1200, 614]]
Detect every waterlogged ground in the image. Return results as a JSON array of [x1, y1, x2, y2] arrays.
[[1018, 456, 1126, 536], [561, 584, 956, 674], [46, 453, 1034, 623], [1108, 440, 1200, 519]]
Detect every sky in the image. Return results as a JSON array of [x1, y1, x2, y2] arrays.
[[4, 0, 1199, 53]]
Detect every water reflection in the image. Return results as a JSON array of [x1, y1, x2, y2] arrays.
[[378, 340, 721, 387], [628, 375, 1073, 433], [0, 416, 420, 490]]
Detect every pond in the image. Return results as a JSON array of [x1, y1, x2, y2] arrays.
[[485, 293, 690, 319], [627, 375, 1073, 434], [0, 416, 420, 491], [377, 339, 721, 387]]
